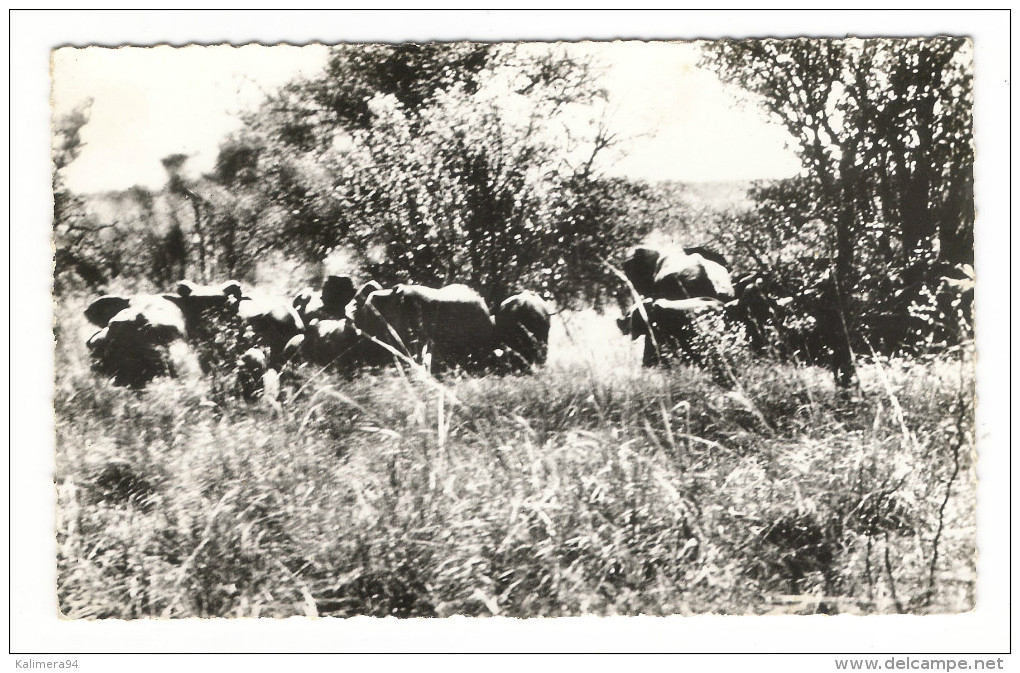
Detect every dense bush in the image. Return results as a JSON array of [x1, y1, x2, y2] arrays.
[[702, 38, 974, 368]]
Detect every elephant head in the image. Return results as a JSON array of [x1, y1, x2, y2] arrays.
[[320, 275, 357, 316], [617, 298, 654, 340], [171, 279, 243, 331], [293, 275, 358, 323], [172, 279, 303, 370], [621, 247, 662, 297]]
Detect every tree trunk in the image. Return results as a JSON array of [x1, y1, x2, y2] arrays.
[[185, 192, 207, 284], [900, 51, 939, 286], [830, 153, 858, 388]]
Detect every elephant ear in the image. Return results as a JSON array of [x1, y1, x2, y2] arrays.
[[321, 275, 357, 315], [219, 280, 243, 299], [622, 247, 661, 297], [293, 287, 314, 311], [175, 280, 198, 297], [85, 295, 131, 327]]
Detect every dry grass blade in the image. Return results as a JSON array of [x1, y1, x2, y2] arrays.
[[161, 486, 240, 618], [54, 295, 975, 618]]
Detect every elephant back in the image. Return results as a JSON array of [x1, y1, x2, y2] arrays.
[[390, 284, 494, 371], [235, 293, 305, 368], [237, 294, 304, 335], [693, 255, 735, 301], [402, 284, 494, 344], [303, 318, 366, 370], [683, 245, 729, 270], [494, 291, 552, 369], [84, 294, 190, 387], [654, 252, 734, 301], [654, 253, 711, 300], [100, 295, 188, 345]]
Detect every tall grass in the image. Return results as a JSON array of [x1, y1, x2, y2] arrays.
[[54, 300, 975, 618]]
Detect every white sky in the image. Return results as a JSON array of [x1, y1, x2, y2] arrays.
[[52, 44, 332, 192], [593, 41, 802, 183], [51, 41, 802, 193]]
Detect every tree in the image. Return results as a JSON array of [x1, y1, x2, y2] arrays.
[[701, 37, 974, 359], [216, 43, 641, 308], [161, 153, 213, 283], [53, 100, 110, 293]]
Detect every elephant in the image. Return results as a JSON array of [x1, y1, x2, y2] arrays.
[[353, 283, 494, 373], [618, 296, 731, 372], [285, 279, 389, 375], [238, 346, 280, 403], [83, 293, 199, 387], [284, 317, 378, 374], [493, 291, 552, 372], [726, 270, 797, 356], [170, 280, 245, 345], [175, 279, 304, 370], [293, 274, 358, 323], [622, 245, 735, 302], [728, 267, 856, 387], [233, 291, 305, 369]]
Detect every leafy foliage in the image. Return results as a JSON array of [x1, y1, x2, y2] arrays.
[[53, 101, 109, 293], [213, 43, 644, 307], [701, 37, 974, 357]]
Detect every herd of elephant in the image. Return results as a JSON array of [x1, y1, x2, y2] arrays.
[[82, 274, 554, 398], [82, 242, 917, 397]]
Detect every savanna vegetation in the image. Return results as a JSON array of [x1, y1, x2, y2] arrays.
[[53, 39, 976, 618]]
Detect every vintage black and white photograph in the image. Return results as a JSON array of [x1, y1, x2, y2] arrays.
[[48, 31, 980, 624]]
